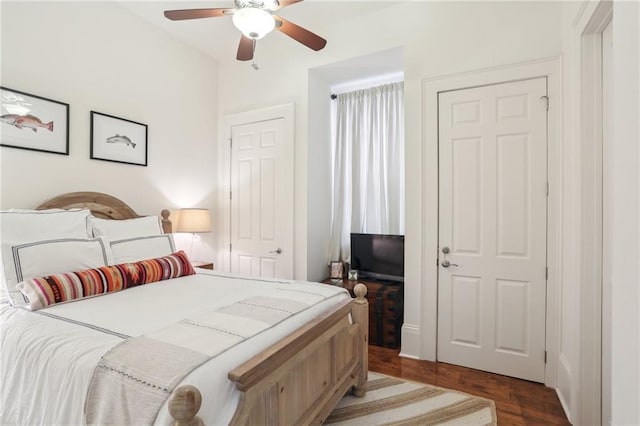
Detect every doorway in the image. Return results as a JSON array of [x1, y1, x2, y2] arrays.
[[576, 2, 613, 422], [437, 77, 548, 382], [420, 58, 561, 387], [222, 104, 295, 279]]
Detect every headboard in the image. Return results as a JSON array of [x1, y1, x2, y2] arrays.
[[35, 191, 172, 233]]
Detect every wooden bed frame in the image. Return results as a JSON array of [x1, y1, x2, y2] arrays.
[[36, 191, 369, 426], [37, 191, 173, 234]]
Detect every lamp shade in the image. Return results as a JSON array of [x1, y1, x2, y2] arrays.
[[232, 7, 275, 40], [176, 208, 211, 233]]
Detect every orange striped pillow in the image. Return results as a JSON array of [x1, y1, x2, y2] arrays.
[[17, 251, 195, 311]]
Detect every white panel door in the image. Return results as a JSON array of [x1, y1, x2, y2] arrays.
[[230, 117, 293, 279], [437, 78, 547, 382]]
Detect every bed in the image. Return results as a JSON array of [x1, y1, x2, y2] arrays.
[[0, 192, 368, 425]]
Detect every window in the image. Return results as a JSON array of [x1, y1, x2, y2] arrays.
[[328, 82, 405, 262]]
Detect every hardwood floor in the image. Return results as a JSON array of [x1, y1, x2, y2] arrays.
[[368, 345, 570, 425]]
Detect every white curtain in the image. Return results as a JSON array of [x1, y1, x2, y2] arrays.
[[328, 82, 405, 263]]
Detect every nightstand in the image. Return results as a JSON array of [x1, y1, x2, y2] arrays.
[[192, 261, 214, 270], [321, 277, 403, 349]]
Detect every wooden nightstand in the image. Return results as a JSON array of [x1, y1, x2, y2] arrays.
[[192, 261, 214, 270], [321, 277, 403, 349]]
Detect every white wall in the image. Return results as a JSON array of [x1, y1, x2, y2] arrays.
[[306, 72, 332, 282], [0, 1, 219, 261], [217, 0, 562, 351], [610, 1, 640, 424]]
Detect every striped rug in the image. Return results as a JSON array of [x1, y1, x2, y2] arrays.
[[326, 372, 497, 425]]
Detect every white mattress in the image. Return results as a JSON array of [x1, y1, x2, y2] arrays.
[[0, 270, 349, 426]]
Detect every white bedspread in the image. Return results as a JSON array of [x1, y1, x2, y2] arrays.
[[0, 270, 349, 426]]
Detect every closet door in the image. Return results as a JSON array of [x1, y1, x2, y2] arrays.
[[230, 117, 293, 279], [437, 77, 548, 382]]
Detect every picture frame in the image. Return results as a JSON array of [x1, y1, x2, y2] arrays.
[[0, 86, 69, 155], [90, 111, 147, 166], [330, 261, 345, 279], [348, 269, 359, 281]]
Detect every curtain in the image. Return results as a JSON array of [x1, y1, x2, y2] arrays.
[[328, 82, 405, 263]]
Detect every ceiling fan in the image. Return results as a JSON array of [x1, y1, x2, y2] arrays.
[[164, 0, 327, 62]]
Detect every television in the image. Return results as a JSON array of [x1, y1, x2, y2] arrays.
[[350, 233, 405, 283]]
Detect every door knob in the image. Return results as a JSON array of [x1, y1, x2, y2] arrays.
[[269, 248, 282, 254], [441, 260, 458, 268]]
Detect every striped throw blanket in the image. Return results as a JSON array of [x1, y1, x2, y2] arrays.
[[85, 284, 344, 425]]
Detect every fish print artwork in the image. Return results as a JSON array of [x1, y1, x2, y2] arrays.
[[90, 111, 146, 165], [106, 134, 136, 148], [0, 86, 69, 155], [0, 114, 54, 132]]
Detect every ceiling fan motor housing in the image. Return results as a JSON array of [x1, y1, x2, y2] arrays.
[[234, 0, 280, 10]]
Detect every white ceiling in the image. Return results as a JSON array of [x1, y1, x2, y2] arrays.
[[119, 1, 400, 63]]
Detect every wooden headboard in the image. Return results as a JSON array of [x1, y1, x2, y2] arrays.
[[35, 191, 172, 233]]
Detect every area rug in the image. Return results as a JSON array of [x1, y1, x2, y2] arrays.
[[326, 372, 497, 425]]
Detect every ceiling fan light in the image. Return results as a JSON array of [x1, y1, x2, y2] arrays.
[[232, 7, 275, 40]]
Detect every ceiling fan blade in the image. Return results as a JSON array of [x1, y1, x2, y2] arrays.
[[164, 8, 230, 21], [237, 35, 254, 61], [274, 16, 326, 51], [274, 0, 303, 10]]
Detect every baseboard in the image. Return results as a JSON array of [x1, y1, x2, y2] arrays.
[[399, 351, 420, 360], [556, 388, 571, 424], [399, 323, 420, 359], [556, 353, 573, 423]]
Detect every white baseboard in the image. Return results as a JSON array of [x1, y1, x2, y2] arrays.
[[399, 323, 421, 359], [556, 387, 571, 424], [399, 352, 420, 360], [556, 353, 573, 423]]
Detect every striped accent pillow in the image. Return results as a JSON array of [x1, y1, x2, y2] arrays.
[[17, 251, 195, 311]]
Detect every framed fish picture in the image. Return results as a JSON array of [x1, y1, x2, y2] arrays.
[[90, 111, 147, 166], [0, 87, 69, 155]]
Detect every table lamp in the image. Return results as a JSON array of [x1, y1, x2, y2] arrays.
[[176, 208, 211, 259]]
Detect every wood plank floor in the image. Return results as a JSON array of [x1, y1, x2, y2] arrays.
[[368, 345, 570, 425]]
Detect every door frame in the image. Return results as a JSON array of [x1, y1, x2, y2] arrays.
[[219, 103, 295, 273], [574, 2, 612, 424], [420, 57, 561, 387]]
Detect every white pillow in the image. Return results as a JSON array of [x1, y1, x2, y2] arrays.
[[4, 237, 113, 307], [0, 208, 92, 242], [89, 216, 164, 239], [109, 235, 176, 264], [0, 208, 94, 305]]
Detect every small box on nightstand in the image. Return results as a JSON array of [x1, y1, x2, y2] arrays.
[[191, 261, 214, 270]]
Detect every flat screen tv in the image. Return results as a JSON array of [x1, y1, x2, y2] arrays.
[[350, 233, 405, 283]]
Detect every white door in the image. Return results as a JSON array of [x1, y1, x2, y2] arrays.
[[230, 117, 293, 279], [437, 78, 548, 382]]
